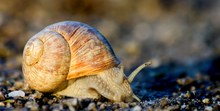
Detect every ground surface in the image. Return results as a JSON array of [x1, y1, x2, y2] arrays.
[[0, 57, 219, 111]]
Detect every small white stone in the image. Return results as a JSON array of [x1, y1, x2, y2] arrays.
[[71, 98, 77, 106], [202, 98, 210, 104], [87, 102, 96, 110], [204, 106, 213, 111], [181, 104, 186, 109], [8, 90, 25, 97], [132, 105, 142, 111]]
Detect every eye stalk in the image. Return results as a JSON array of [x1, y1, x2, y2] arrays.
[[128, 61, 152, 83]]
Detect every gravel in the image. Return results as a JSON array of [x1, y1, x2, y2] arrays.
[[8, 90, 25, 98], [0, 57, 220, 110]]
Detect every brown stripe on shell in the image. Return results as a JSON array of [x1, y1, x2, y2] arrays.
[[43, 21, 120, 79], [67, 26, 119, 79]]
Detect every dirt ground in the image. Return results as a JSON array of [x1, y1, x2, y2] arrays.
[[0, 57, 219, 110]]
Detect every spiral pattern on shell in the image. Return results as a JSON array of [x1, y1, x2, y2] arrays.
[[22, 21, 120, 93]]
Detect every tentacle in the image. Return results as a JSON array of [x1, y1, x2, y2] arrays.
[[128, 61, 152, 83]]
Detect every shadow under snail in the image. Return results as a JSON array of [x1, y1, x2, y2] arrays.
[[22, 21, 151, 102]]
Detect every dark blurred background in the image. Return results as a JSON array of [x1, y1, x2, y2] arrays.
[[0, 0, 220, 70]]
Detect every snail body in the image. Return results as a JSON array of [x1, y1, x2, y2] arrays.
[[22, 21, 149, 102]]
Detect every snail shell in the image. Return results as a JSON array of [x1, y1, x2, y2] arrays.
[[23, 21, 119, 92], [22, 21, 149, 102]]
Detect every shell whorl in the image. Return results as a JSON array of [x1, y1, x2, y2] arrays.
[[23, 31, 71, 92], [22, 21, 120, 92]]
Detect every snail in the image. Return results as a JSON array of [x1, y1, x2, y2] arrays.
[[22, 21, 151, 102]]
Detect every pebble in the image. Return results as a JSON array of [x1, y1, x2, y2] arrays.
[[62, 98, 78, 106], [132, 105, 142, 111], [52, 109, 60, 111], [87, 102, 96, 111], [118, 102, 129, 108], [177, 77, 193, 85], [202, 98, 210, 104], [51, 103, 64, 111], [22, 83, 31, 91], [6, 102, 12, 108], [31, 91, 43, 99], [25, 101, 39, 110], [0, 91, 5, 100], [181, 104, 186, 109], [8, 90, 25, 97], [97, 102, 102, 105], [30, 105, 39, 111], [204, 106, 213, 111], [166, 105, 179, 110], [130, 102, 137, 106], [42, 105, 49, 110], [14, 81, 24, 89], [67, 103, 76, 111], [0, 102, 5, 106], [99, 103, 106, 110], [185, 91, 191, 98], [190, 86, 196, 91], [70, 98, 78, 106], [160, 98, 168, 107]]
